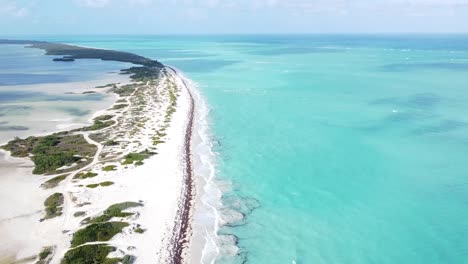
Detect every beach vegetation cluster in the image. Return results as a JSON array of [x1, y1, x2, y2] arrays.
[[152, 80, 179, 146], [81, 201, 143, 225], [41, 174, 68, 189], [121, 149, 155, 165], [70, 222, 129, 247], [113, 84, 138, 97], [64, 202, 144, 262], [104, 139, 119, 146], [61, 244, 136, 264], [102, 165, 117, 171], [86, 181, 114, 188], [96, 83, 117, 89], [81, 115, 116, 131], [2, 133, 96, 174], [36, 246, 54, 264], [61, 244, 116, 264], [74, 171, 98, 179], [44, 193, 64, 219], [112, 104, 129, 110], [74, 211, 86, 217], [121, 66, 161, 82]]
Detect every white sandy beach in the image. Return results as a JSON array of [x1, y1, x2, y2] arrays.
[[0, 68, 207, 263]]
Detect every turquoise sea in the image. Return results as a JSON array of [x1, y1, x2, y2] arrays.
[[4, 35, 468, 263]]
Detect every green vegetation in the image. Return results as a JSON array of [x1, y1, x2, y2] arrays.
[[104, 140, 119, 146], [100, 181, 114, 187], [41, 174, 68, 189], [112, 104, 129, 110], [81, 201, 143, 225], [113, 84, 137, 97], [94, 115, 114, 122], [122, 255, 136, 264], [102, 165, 117, 171], [74, 211, 86, 217], [86, 181, 114, 188], [121, 66, 161, 82], [44, 193, 64, 219], [121, 150, 155, 165], [1, 133, 96, 174], [71, 222, 129, 247], [116, 99, 127, 103], [133, 225, 145, 234], [96, 83, 117, 89], [36, 246, 54, 264], [74, 171, 98, 179], [82, 120, 115, 131], [29, 42, 163, 67], [61, 244, 116, 264], [78, 115, 115, 131]]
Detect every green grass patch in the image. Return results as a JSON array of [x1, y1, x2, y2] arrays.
[[44, 193, 64, 219], [81, 201, 143, 225], [112, 83, 138, 96], [71, 222, 129, 247], [41, 174, 67, 189], [102, 165, 117, 171], [112, 104, 128, 110], [104, 140, 119, 146], [133, 225, 145, 234], [82, 120, 115, 131], [94, 115, 114, 122], [1, 133, 96, 175], [96, 83, 117, 89], [86, 184, 99, 188], [36, 246, 54, 264], [74, 211, 86, 217], [61, 244, 116, 264], [74, 171, 98, 179], [121, 149, 155, 165], [100, 181, 114, 187]]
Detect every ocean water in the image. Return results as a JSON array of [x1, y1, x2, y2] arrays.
[[0, 44, 133, 142], [5, 35, 468, 263]]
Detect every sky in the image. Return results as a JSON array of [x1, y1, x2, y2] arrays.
[[1, 0, 468, 35]]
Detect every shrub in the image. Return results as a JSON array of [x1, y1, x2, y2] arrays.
[[71, 222, 129, 247], [41, 175, 67, 189], [44, 193, 64, 219], [81, 201, 142, 225], [61, 244, 116, 264], [102, 165, 117, 171]]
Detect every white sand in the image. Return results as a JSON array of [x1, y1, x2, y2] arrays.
[[0, 69, 198, 264]]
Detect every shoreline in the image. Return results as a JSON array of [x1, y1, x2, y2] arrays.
[[167, 67, 195, 264]]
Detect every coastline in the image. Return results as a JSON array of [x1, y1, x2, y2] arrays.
[[0, 41, 214, 264]]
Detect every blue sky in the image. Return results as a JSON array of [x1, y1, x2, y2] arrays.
[[1, 0, 468, 34]]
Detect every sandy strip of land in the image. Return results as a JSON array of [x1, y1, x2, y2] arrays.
[[0, 68, 199, 263]]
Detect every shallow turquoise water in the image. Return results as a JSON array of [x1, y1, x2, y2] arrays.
[[6, 35, 468, 263]]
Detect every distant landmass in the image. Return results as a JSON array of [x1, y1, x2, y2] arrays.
[[0, 39, 163, 67]]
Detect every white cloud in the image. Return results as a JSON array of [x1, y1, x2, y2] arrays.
[[76, 0, 111, 8], [0, 1, 30, 17]]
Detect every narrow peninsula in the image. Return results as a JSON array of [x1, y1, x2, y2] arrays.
[[0, 40, 196, 264]]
